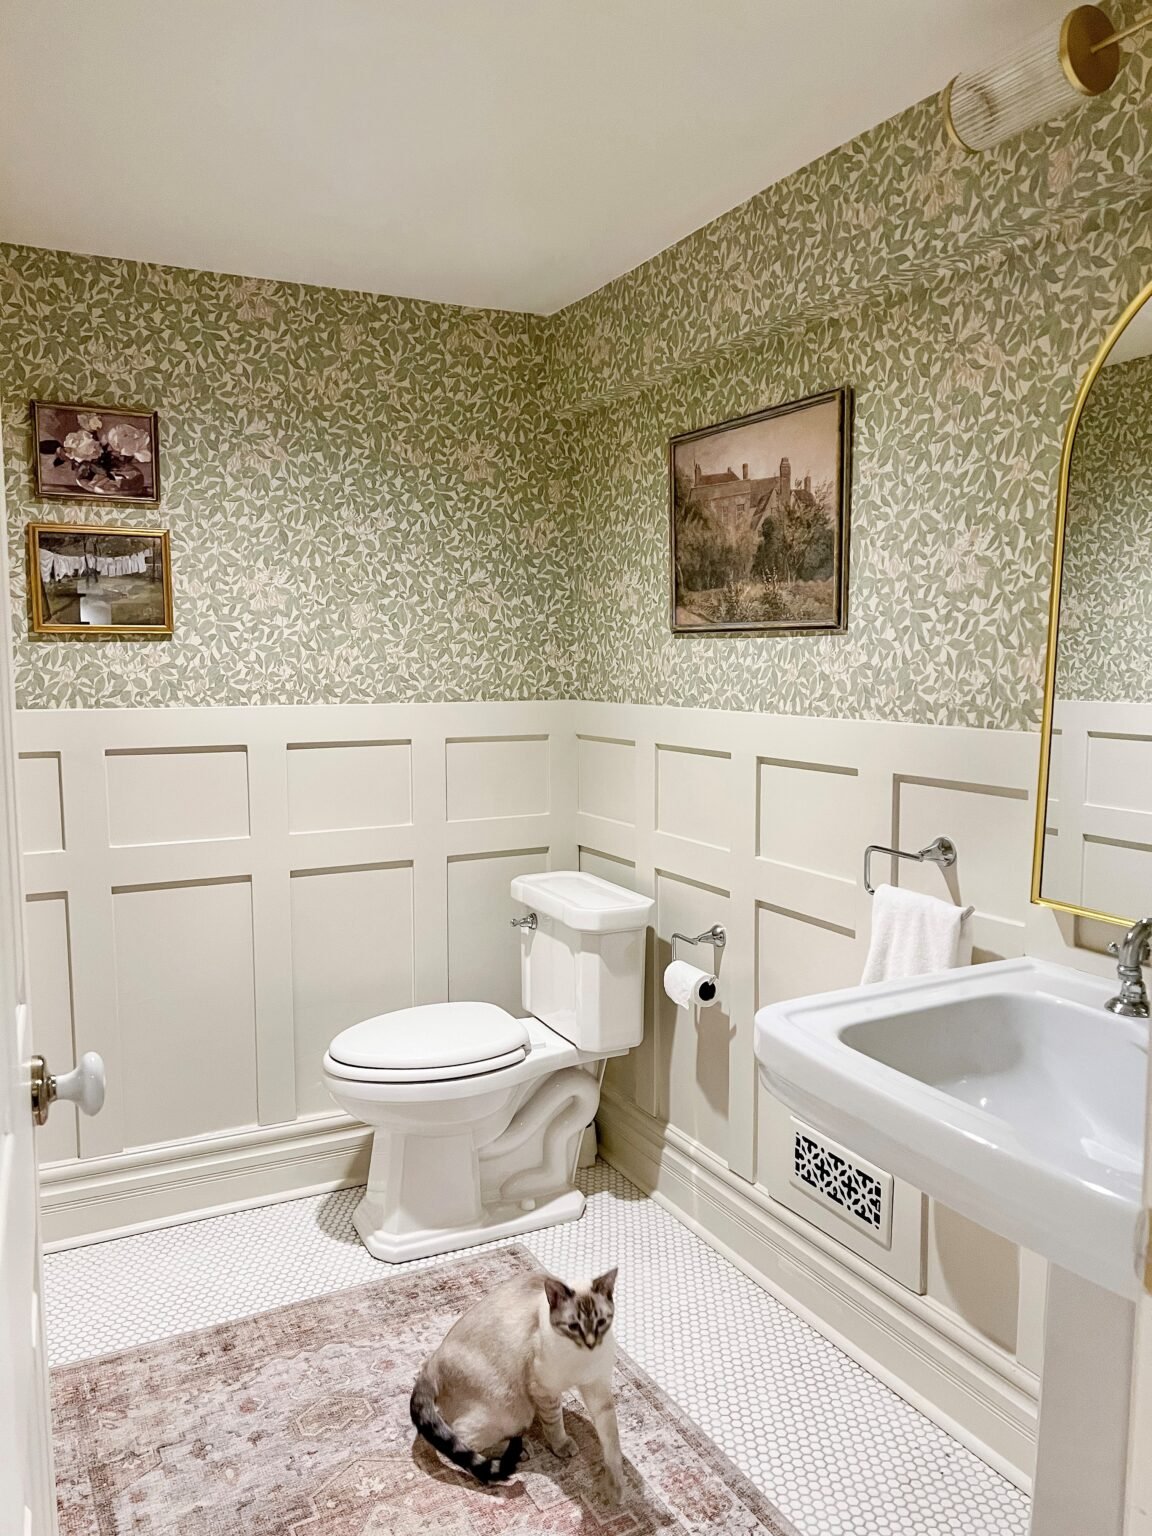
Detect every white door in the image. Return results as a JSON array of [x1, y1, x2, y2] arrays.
[[1, 1004, 56, 1536], [0, 423, 103, 1535], [0, 436, 55, 1534]]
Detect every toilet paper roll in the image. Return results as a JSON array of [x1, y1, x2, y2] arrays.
[[663, 960, 719, 1008]]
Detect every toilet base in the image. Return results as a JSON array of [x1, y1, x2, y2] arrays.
[[352, 1186, 587, 1263]]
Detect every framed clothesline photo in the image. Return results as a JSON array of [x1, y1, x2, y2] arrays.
[[27, 523, 173, 636]]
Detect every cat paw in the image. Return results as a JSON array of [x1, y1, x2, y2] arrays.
[[602, 1469, 624, 1505], [551, 1434, 578, 1458]]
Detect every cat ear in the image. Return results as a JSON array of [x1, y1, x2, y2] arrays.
[[591, 1267, 618, 1299], [544, 1276, 574, 1310]]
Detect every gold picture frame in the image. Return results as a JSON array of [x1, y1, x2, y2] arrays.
[[31, 400, 161, 507], [27, 522, 174, 637], [1029, 274, 1152, 926]]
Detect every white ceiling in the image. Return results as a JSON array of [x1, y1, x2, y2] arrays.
[[0, 0, 1070, 315]]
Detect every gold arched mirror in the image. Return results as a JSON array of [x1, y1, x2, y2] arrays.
[[1033, 278, 1152, 923]]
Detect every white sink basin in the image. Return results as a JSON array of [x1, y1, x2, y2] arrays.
[[754, 957, 1146, 1298]]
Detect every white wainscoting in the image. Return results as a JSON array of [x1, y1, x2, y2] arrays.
[[16, 702, 576, 1242], [20, 697, 1053, 1485], [1042, 699, 1152, 918], [570, 700, 1044, 1487]]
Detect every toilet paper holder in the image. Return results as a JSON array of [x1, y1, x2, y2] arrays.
[[671, 924, 727, 961]]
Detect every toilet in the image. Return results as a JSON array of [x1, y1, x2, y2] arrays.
[[323, 870, 653, 1262]]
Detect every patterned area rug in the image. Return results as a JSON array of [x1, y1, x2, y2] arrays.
[[53, 1243, 798, 1534]]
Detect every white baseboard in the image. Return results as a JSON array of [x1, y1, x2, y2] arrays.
[[39, 1114, 372, 1250], [596, 1089, 1038, 1491]]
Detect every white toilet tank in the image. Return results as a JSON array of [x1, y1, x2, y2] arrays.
[[510, 871, 654, 1053]]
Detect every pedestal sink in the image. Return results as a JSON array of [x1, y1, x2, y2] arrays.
[[754, 956, 1147, 1536]]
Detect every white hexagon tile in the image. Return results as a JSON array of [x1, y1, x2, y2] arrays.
[[42, 1161, 1030, 1536]]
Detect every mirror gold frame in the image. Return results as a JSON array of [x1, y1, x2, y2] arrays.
[[1030, 276, 1152, 925]]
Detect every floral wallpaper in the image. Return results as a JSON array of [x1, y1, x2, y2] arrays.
[[0, 244, 575, 708], [3, 0, 1151, 724], [1056, 349, 1152, 703]]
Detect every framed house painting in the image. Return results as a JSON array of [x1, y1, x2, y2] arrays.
[[669, 387, 852, 635], [31, 401, 160, 507], [28, 523, 173, 636]]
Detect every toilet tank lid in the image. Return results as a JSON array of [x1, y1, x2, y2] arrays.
[[510, 871, 654, 934]]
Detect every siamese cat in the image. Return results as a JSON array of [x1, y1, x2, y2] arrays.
[[410, 1266, 623, 1503]]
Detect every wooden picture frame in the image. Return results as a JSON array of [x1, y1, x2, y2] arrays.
[[27, 523, 173, 636], [669, 387, 852, 635], [31, 401, 161, 507]]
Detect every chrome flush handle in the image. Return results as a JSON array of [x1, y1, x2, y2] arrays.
[[1106, 917, 1152, 1019], [510, 912, 538, 931]]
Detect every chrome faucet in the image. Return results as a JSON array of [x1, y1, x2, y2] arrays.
[[1106, 917, 1152, 1018]]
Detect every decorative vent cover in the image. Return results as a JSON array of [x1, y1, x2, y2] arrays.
[[789, 1119, 893, 1248]]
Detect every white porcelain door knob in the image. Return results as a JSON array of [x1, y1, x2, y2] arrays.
[[30, 1050, 106, 1124], [53, 1052, 106, 1116]]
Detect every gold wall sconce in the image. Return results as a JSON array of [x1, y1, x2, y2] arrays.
[[943, 5, 1150, 152]]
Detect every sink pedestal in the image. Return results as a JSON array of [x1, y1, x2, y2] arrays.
[[1031, 1265, 1134, 1536]]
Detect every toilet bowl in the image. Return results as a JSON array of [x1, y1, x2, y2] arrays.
[[323, 871, 653, 1262]]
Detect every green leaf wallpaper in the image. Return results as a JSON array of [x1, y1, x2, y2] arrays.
[[2, 6, 1151, 725], [1058, 351, 1152, 703], [557, 230, 1151, 729], [0, 247, 575, 708]]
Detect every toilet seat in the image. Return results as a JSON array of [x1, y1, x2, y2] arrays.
[[325, 1001, 530, 1084]]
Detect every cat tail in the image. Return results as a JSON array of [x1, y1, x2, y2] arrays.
[[409, 1367, 523, 1485]]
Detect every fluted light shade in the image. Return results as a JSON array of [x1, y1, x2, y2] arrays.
[[943, 4, 1121, 152]]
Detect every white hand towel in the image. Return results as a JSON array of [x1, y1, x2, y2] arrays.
[[861, 883, 974, 985]]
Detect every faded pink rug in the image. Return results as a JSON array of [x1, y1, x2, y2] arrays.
[[52, 1243, 798, 1535]]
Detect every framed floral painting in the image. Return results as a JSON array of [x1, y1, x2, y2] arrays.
[[31, 401, 160, 506], [27, 523, 173, 636]]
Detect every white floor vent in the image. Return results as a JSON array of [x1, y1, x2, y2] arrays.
[[789, 1119, 893, 1248]]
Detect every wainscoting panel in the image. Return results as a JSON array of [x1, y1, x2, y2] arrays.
[[654, 868, 732, 1163], [655, 744, 732, 851], [16, 751, 64, 853], [18, 702, 576, 1242], [1039, 700, 1152, 917], [756, 756, 859, 879], [289, 861, 416, 1114], [894, 775, 1030, 960], [286, 740, 413, 834], [444, 734, 550, 822], [1085, 730, 1152, 815], [448, 846, 549, 1014], [112, 876, 258, 1148], [576, 735, 635, 826], [105, 745, 251, 848], [25, 891, 77, 1166]]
